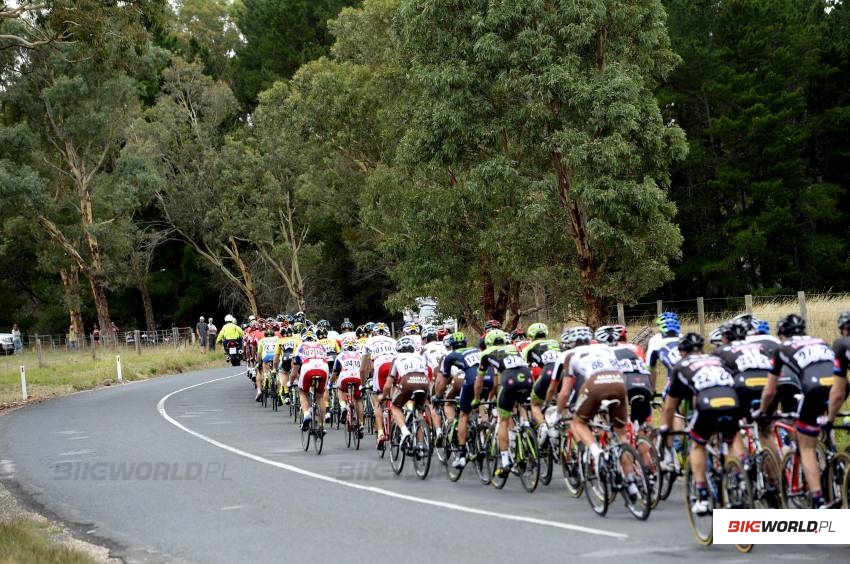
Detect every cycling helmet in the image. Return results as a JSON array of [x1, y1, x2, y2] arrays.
[[264, 328, 274, 337], [341, 338, 358, 352], [403, 322, 420, 336], [442, 335, 452, 348], [340, 319, 354, 331], [281, 326, 293, 337], [248, 315, 256, 321], [721, 319, 748, 342], [276, 314, 285, 322], [483, 319, 501, 332], [355, 325, 365, 338], [678, 332, 704, 353], [708, 327, 723, 346], [655, 312, 681, 337], [484, 329, 508, 347], [316, 326, 328, 339], [292, 322, 304, 334], [838, 310, 850, 332], [396, 337, 416, 353], [422, 327, 437, 342], [527, 322, 548, 340], [373, 322, 389, 336], [448, 331, 467, 349], [753, 319, 770, 335], [594, 325, 618, 346], [364, 322, 376, 335], [566, 326, 593, 348], [510, 329, 526, 342], [317, 319, 330, 329], [224, 314, 235, 324], [301, 328, 317, 341], [436, 327, 449, 340], [612, 324, 628, 342], [293, 311, 305, 323], [777, 314, 805, 337]]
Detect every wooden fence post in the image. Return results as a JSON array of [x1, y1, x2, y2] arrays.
[[35, 335, 45, 368], [134, 330, 141, 355], [798, 291, 807, 321], [697, 297, 705, 337], [656, 300, 663, 315], [745, 294, 753, 315], [616, 303, 625, 326]]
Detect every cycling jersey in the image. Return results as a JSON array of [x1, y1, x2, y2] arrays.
[[831, 336, 850, 380], [525, 338, 561, 402], [611, 343, 652, 423], [258, 336, 279, 363], [389, 352, 429, 408], [362, 335, 397, 392], [442, 347, 482, 414], [477, 344, 527, 376], [771, 335, 836, 435], [713, 340, 772, 415], [422, 341, 448, 379], [668, 354, 738, 444], [294, 341, 329, 394], [333, 350, 362, 399]]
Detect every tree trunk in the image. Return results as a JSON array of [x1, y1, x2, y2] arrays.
[[89, 273, 112, 344], [503, 281, 521, 331], [139, 277, 156, 333], [60, 267, 84, 341]]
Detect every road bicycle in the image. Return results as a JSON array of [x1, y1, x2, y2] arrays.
[[388, 391, 434, 479], [342, 381, 364, 450], [362, 378, 376, 436], [488, 400, 540, 493], [582, 399, 652, 520], [261, 369, 279, 412], [300, 377, 325, 455]]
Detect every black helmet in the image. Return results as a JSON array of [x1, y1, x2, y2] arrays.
[[838, 310, 850, 331], [720, 320, 748, 342], [340, 319, 354, 331], [777, 314, 805, 337], [678, 332, 704, 353], [316, 326, 328, 339]]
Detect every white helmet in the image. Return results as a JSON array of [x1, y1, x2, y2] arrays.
[[199, 316, 205, 322], [224, 314, 235, 324], [249, 315, 256, 321]]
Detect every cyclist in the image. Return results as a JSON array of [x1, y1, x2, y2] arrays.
[[331, 338, 364, 436], [422, 327, 449, 444], [274, 325, 301, 405], [511, 328, 531, 354], [477, 329, 533, 479], [708, 326, 724, 350], [355, 326, 369, 349], [598, 325, 653, 428], [255, 327, 279, 402], [712, 320, 773, 460], [828, 310, 850, 431], [317, 325, 341, 423], [385, 337, 431, 446], [524, 323, 562, 445], [746, 318, 781, 352], [360, 322, 397, 448], [339, 319, 356, 343], [435, 332, 479, 466], [551, 326, 594, 422], [555, 331, 639, 497], [293, 328, 330, 432], [647, 312, 682, 394], [402, 322, 423, 353], [760, 314, 836, 508], [660, 333, 739, 515]]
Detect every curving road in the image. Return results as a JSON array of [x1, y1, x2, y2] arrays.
[[0, 365, 845, 563]]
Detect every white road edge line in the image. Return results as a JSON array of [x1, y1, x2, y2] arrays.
[[157, 374, 628, 540]]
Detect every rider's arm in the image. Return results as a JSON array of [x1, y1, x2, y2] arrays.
[[827, 377, 847, 423]]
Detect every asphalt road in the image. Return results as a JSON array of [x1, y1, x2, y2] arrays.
[[0, 365, 845, 563]]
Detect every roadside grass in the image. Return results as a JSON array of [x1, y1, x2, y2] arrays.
[[0, 520, 96, 564], [0, 346, 222, 407]]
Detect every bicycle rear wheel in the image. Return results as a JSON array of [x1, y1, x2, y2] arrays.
[[684, 459, 713, 545], [473, 427, 492, 485], [539, 437, 554, 486], [753, 449, 782, 509], [436, 420, 451, 467], [413, 412, 433, 480], [517, 428, 540, 493], [635, 436, 661, 509], [489, 433, 508, 490], [312, 416, 324, 455], [620, 444, 652, 521], [723, 457, 752, 509]]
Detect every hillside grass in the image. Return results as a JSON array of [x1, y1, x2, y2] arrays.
[[0, 346, 221, 407], [0, 521, 96, 564]]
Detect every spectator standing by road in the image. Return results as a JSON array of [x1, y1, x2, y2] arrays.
[[68, 326, 78, 350], [196, 316, 208, 352], [92, 324, 100, 346], [11, 324, 21, 354], [110, 322, 119, 344], [207, 318, 217, 351]]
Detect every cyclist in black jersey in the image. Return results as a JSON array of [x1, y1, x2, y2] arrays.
[[437, 332, 482, 469], [524, 323, 562, 445], [760, 314, 836, 508]]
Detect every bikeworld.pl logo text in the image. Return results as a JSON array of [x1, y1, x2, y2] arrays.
[[715, 509, 850, 544], [52, 461, 232, 482], [727, 520, 835, 533]]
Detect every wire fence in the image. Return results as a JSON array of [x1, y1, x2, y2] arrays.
[[7, 328, 197, 356]]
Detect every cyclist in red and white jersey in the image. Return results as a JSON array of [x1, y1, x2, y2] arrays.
[[293, 328, 330, 432], [331, 338, 364, 436], [360, 322, 397, 448]]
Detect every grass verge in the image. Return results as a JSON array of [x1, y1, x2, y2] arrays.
[[0, 346, 222, 408], [0, 520, 96, 564]]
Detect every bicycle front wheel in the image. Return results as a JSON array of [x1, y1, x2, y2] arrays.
[[754, 449, 782, 509], [539, 437, 554, 486], [413, 412, 433, 480], [723, 457, 752, 509], [780, 451, 810, 509], [826, 452, 850, 508], [561, 435, 584, 498], [473, 427, 492, 485], [584, 451, 609, 516], [390, 421, 405, 475], [635, 436, 661, 509]]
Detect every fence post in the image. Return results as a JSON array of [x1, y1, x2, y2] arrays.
[[656, 300, 663, 315], [744, 294, 753, 315], [798, 291, 807, 321], [697, 297, 705, 337], [116, 355, 123, 382], [35, 335, 45, 368], [391, 322, 396, 338], [20, 365, 27, 401], [134, 330, 141, 355], [616, 303, 625, 326], [172, 327, 180, 348]]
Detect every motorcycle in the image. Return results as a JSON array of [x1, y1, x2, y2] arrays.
[[223, 338, 243, 367]]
